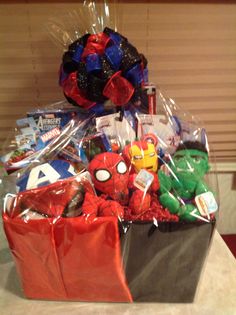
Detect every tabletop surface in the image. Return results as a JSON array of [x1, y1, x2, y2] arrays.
[[0, 220, 236, 315]]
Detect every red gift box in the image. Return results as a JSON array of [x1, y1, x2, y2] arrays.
[[3, 213, 132, 302]]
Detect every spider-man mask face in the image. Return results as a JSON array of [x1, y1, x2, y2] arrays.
[[88, 152, 129, 204]]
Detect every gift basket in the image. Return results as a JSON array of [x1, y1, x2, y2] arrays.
[[1, 0, 218, 303]]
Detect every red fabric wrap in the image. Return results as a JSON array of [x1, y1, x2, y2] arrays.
[[62, 72, 96, 109], [3, 214, 132, 302]]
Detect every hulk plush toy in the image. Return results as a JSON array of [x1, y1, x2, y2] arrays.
[[158, 141, 210, 221]]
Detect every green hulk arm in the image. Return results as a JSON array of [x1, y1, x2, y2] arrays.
[[158, 170, 180, 214], [180, 180, 210, 221], [195, 180, 209, 195], [158, 170, 172, 194], [158, 170, 200, 221]]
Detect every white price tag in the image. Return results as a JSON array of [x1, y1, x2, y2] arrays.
[[195, 191, 218, 217], [134, 169, 154, 191]]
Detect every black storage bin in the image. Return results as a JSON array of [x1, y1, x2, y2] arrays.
[[120, 220, 215, 302]]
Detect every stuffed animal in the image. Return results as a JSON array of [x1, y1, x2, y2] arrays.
[[88, 152, 129, 204], [158, 141, 211, 221], [122, 141, 160, 214], [87, 152, 151, 217], [123, 140, 158, 173]]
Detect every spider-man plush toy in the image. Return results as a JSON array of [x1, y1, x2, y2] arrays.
[[84, 152, 151, 218], [89, 152, 129, 204]]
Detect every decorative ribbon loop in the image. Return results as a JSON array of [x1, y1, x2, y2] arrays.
[[105, 44, 123, 70], [82, 32, 111, 58], [100, 56, 115, 80], [120, 41, 141, 72], [72, 45, 84, 63], [76, 62, 88, 90], [59, 65, 69, 86], [62, 72, 95, 109], [69, 34, 90, 52], [88, 74, 107, 103], [125, 63, 143, 86], [103, 71, 134, 106], [103, 27, 127, 44], [60, 28, 148, 109], [86, 53, 102, 73], [62, 51, 77, 73]]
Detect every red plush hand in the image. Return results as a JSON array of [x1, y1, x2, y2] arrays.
[[129, 190, 151, 215], [82, 193, 124, 219], [98, 199, 124, 219], [150, 171, 160, 192], [81, 192, 100, 218], [128, 173, 137, 190]]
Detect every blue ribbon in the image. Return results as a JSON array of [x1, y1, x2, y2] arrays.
[[59, 67, 69, 86], [125, 63, 143, 86], [110, 33, 122, 45], [143, 68, 149, 83], [105, 44, 123, 70], [72, 45, 84, 62], [86, 53, 102, 73], [88, 103, 105, 115]]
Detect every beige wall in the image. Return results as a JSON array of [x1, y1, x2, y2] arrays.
[[217, 173, 236, 234]]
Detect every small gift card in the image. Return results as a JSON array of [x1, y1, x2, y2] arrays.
[[134, 169, 154, 191], [195, 191, 218, 217]]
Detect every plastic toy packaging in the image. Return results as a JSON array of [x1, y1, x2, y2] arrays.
[[136, 93, 219, 224], [0, 100, 81, 172], [1, 0, 218, 304]]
